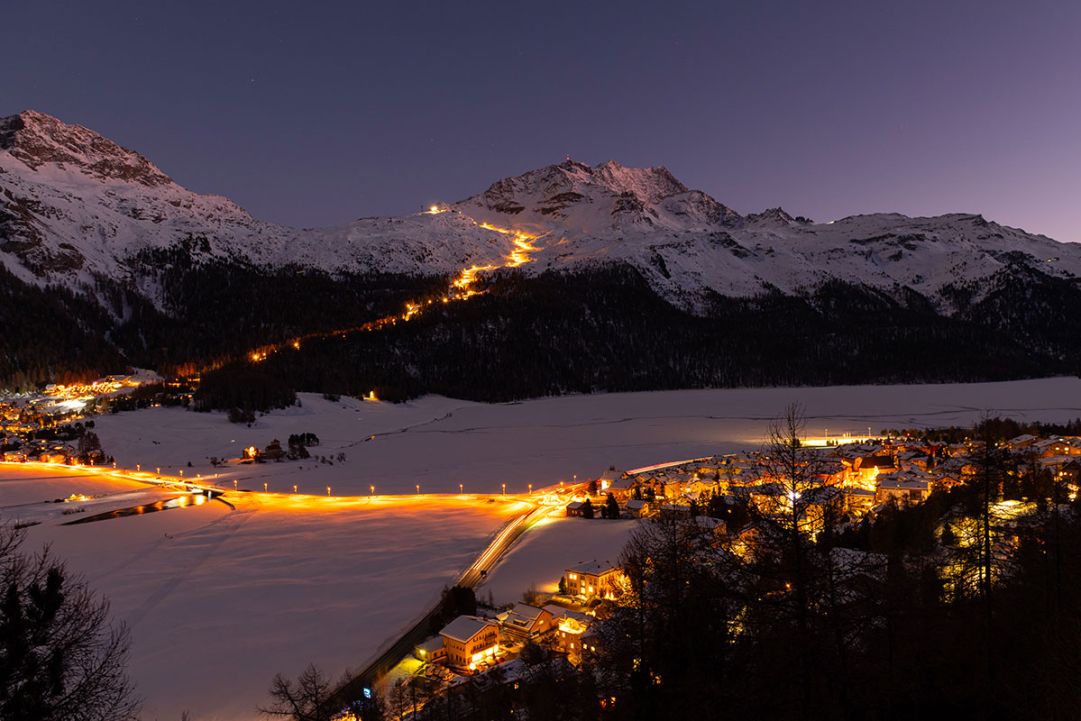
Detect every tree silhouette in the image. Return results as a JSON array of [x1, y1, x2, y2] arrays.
[[0, 525, 139, 721]]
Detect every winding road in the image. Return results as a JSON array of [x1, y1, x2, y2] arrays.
[[328, 490, 567, 710]]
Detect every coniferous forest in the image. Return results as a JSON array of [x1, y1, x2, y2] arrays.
[[3, 257, 1081, 405]]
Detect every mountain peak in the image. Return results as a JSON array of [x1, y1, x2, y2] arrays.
[[745, 206, 812, 227], [592, 160, 688, 203], [458, 158, 739, 234], [0, 109, 173, 187]]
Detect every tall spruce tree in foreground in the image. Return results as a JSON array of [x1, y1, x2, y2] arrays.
[[0, 525, 138, 721]]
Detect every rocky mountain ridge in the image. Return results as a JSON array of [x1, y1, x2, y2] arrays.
[[4, 110, 1080, 318]]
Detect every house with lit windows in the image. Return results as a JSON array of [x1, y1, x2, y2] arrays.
[[564, 560, 623, 601], [414, 635, 446, 664], [548, 607, 599, 665], [875, 469, 933, 506], [439, 615, 500, 671], [498, 603, 554, 641]]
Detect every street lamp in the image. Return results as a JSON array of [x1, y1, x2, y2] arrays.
[[416, 484, 420, 495], [136, 464, 141, 472], [264, 482, 268, 493], [528, 483, 533, 495], [233, 479, 238, 491], [459, 483, 464, 495], [370, 484, 375, 498], [327, 485, 332, 496], [293, 484, 298, 494], [502, 483, 506, 496]]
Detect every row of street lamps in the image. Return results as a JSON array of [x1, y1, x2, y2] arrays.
[[120, 462, 566, 499], [219, 480, 543, 496]]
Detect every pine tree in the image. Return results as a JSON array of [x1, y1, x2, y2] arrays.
[[606, 493, 620, 519], [0, 528, 138, 721]]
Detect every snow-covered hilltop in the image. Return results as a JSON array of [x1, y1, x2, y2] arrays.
[[455, 158, 1081, 310], [0, 110, 508, 295], [3, 110, 1080, 314]]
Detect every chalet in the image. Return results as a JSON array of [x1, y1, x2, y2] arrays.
[[39, 449, 70, 464], [843, 487, 876, 515], [658, 501, 693, 517], [859, 454, 898, 473], [498, 603, 554, 641], [262, 439, 286, 462], [544, 607, 595, 665], [597, 468, 625, 493], [565, 560, 623, 601], [875, 470, 933, 506], [2, 450, 27, 463], [566, 500, 588, 517], [813, 458, 847, 485], [1056, 459, 1081, 484], [624, 498, 650, 517], [564, 621, 600, 665], [1038, 455, 1074, 473], [603, 472, 636, 499], [439, 615, 500, 671], [414, 635, 446, 664], [898, 449, 932, 471], [1007, 434, 1038, 450]]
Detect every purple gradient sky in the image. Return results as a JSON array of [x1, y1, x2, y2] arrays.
[[6, 1, 1080, 240]]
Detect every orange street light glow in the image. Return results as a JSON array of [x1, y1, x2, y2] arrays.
[[225, 218, 541, 378]]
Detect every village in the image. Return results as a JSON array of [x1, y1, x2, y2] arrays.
[[367, 427, 1081, 716], [3, 378, 1081, 720]]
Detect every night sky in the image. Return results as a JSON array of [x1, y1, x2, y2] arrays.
[[6, 1, 1080, 240]]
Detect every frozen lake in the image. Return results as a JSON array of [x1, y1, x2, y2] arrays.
[[92, 376, 1081, 496]]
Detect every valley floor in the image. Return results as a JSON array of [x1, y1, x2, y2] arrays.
[[0, 468, 525, 721], [3, 378, 1081, 719], [91, 376, 1081, 496]]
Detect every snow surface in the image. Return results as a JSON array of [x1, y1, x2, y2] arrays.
[[6, 378, 1081, 718], [0, 111, 510, 298], [5, 112, 1080, 315], [0, 464, 152, 507], [91, 377, 1081, 497], [1, 474, 526, 721], [478, 515, 638, 605]]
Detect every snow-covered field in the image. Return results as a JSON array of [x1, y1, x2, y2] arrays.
[[0, 464, 153, 507], [5, 377, 1081, 719], [478, 515, 639, 605], [92, 377, 1081, 496], [0, 469, 525, 721]]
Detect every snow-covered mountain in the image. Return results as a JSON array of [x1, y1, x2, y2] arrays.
[[3, 110, 1080, 315], [0, 110, 509, 298], [455, 158, 1081, 310]]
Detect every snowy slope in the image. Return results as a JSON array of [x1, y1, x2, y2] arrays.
[[3, 110, 1081, 315], [456, 159, 1081, 309], [0, 111, 509, 294]]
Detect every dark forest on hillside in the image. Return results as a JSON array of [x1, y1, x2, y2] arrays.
[[193, 266, 1079, 409], [3, 259, 1080, 402]]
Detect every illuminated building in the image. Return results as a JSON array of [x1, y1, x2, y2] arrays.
[[564, 560, 623, 601], [439, 615, 500, 671]]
